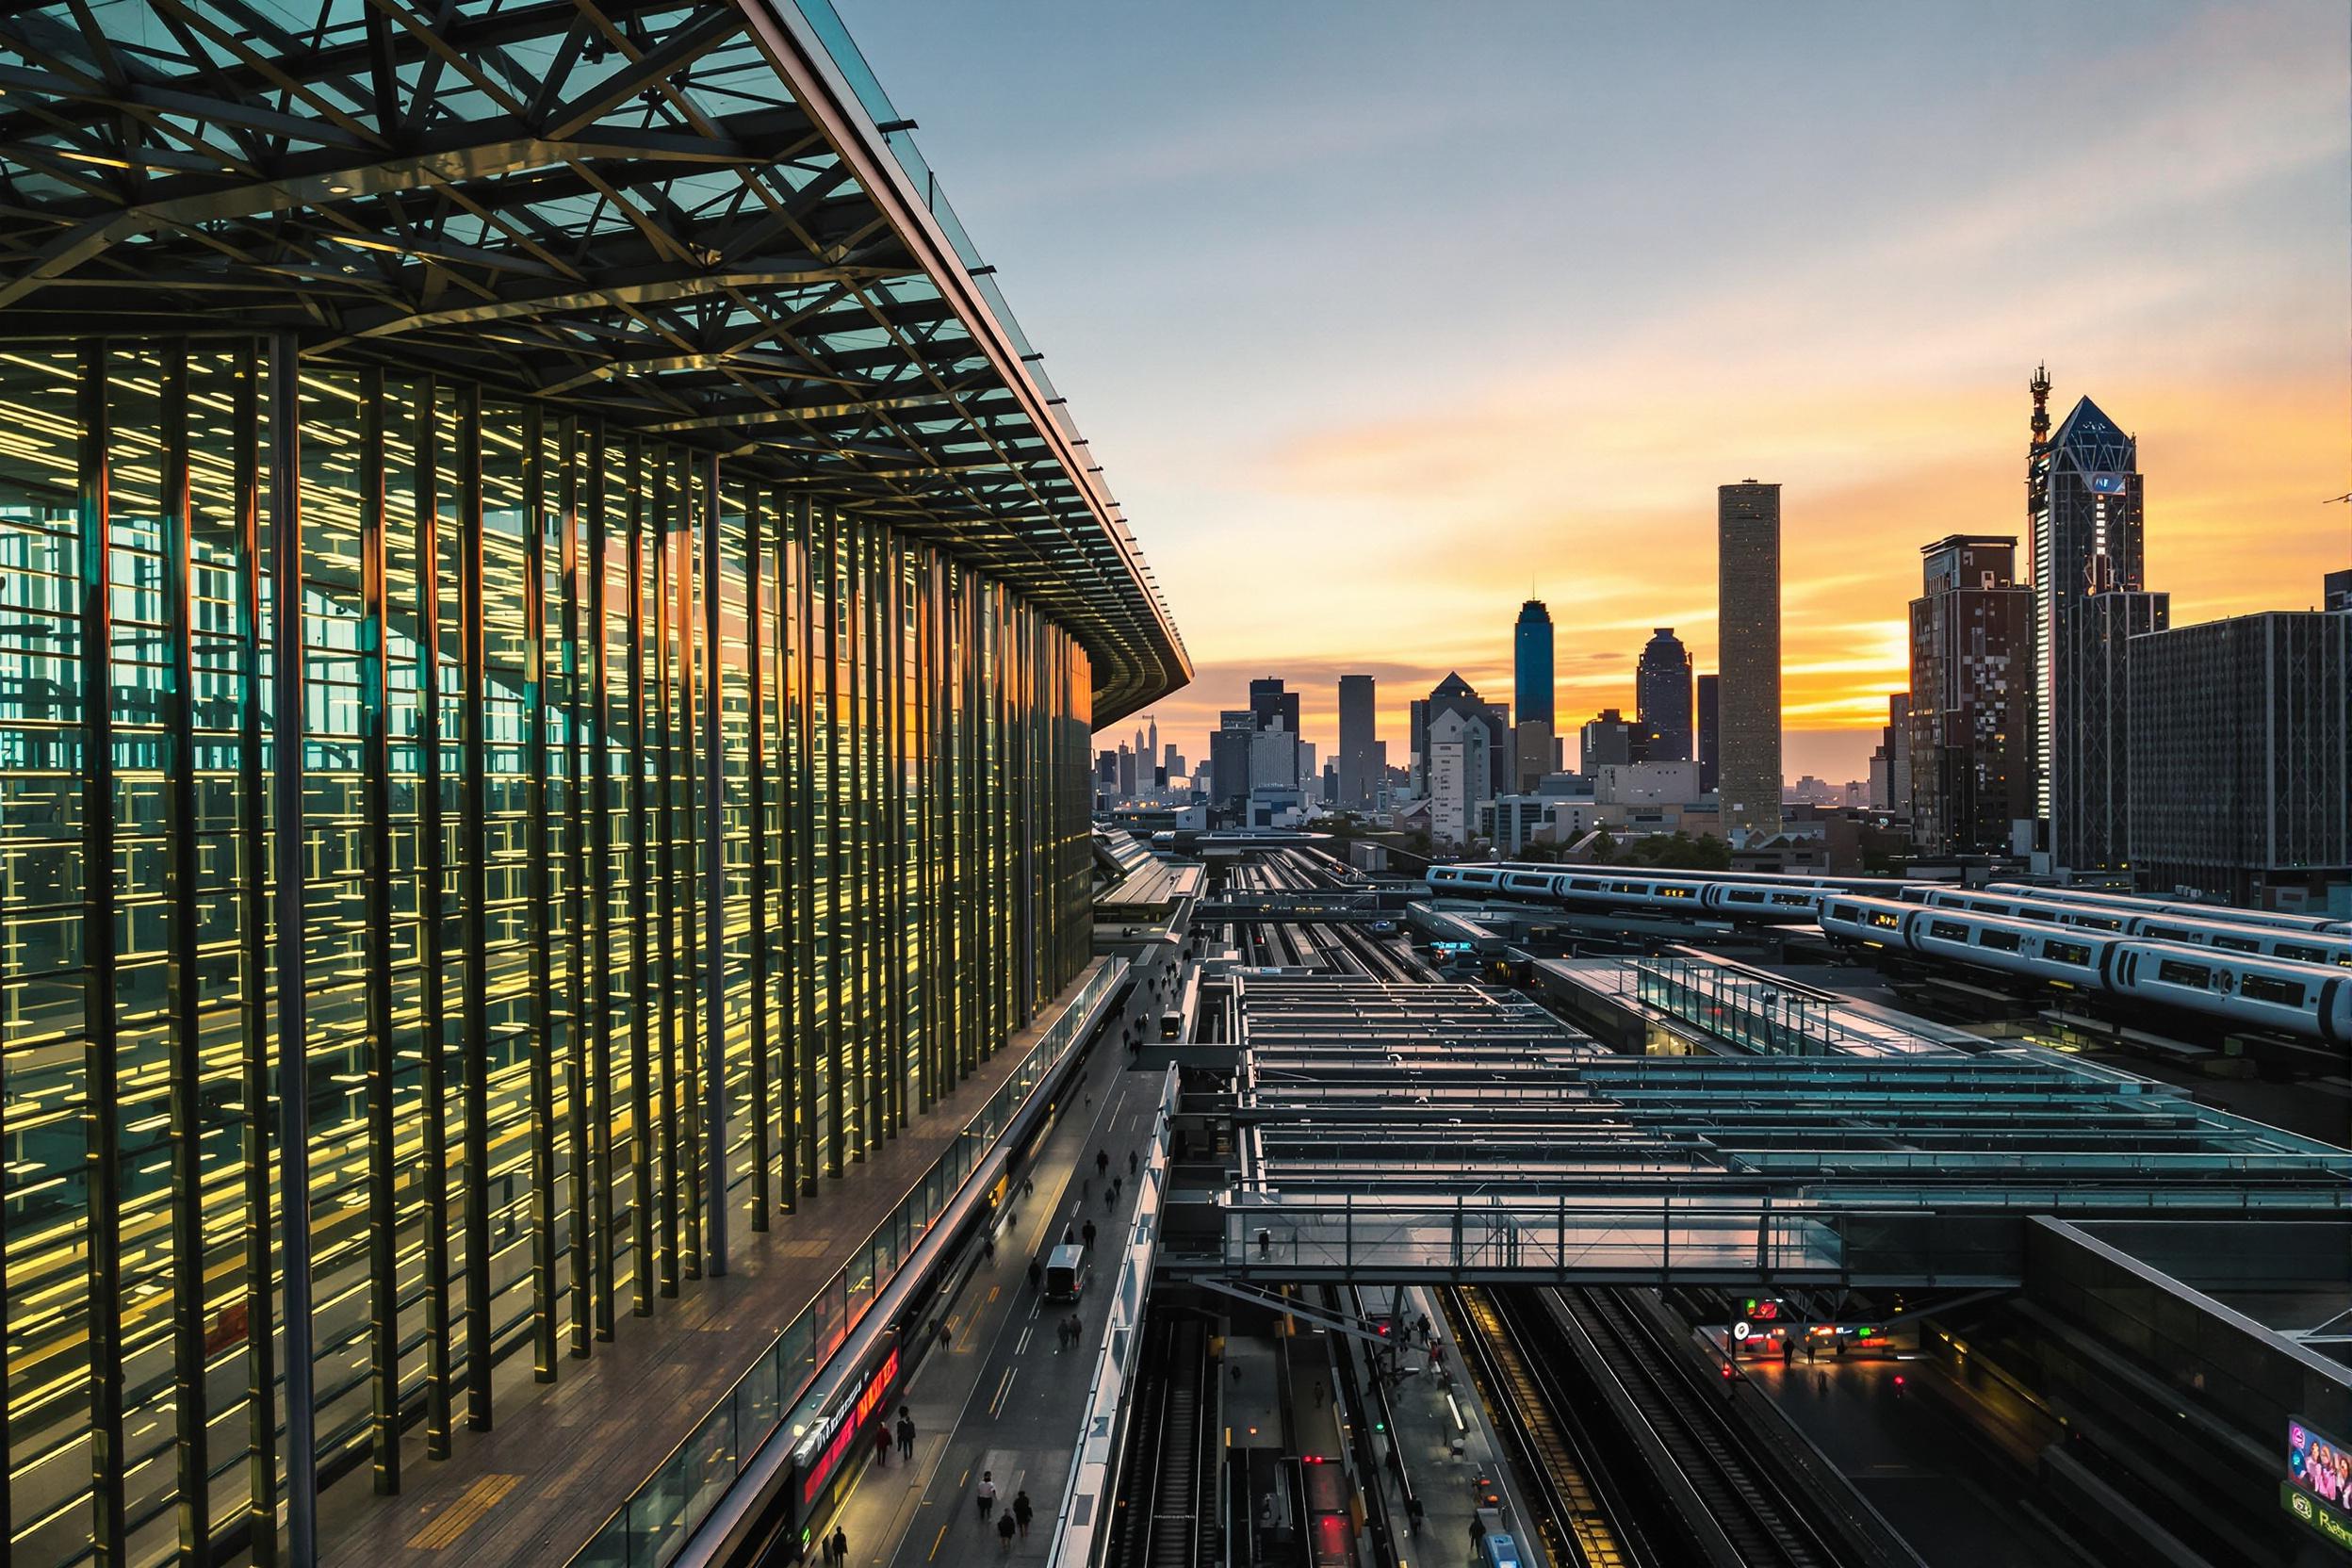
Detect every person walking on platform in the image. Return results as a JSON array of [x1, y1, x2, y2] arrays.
[[1082, 1218, 1097, 1252], [1014, 1490, 1034, 1538], [897, 1412, 916, 1461], [976, 1471, 998, 1523], [1028, 1256, 1043, 1294], [997, 1511, 1017, 1554], [829, 1526, 849, 1566], [1096, 1148, 1110, 1181], [1128, 1150, 1138, 1177], [874, 1424, 890, 1470]]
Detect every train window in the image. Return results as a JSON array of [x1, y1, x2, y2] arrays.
[[2022, 907, 2055, 922], [1831, 903, 1860, 921], [2274, 942, 2328, 964], [1929, 920, 1969, 941], [2043, 939, 2093, 966], [2075, 916, 2123, 931], [1728, 890, 1766, 903], [2155, 958, 2213, 989], [2145, 923, 2190, 940], [1868, 909, 1903, 929], [1658, 886, 1693, 899], [2238, 973, 2305, 1007], [2212, 936, 2259, 954], [1772, 892, 1811, 906], [1977, 929, 2021, 952]]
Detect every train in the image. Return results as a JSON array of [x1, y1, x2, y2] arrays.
[[1915, 888, 2352, 969], [1820, 895, 2352, 1044], [1424, 862, 1848, 922], [1980, 882, 2352, 939]]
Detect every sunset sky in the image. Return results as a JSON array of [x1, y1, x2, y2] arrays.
[[850, 0, 2352, 782]]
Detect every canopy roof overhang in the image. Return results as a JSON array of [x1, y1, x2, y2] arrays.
[[0, 0, 1187, 722]]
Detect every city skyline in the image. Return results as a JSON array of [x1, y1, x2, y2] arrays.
[[854, 1, 2350, 780]]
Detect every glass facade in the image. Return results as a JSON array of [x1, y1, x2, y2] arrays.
[[0, 337, 1099, 1567]]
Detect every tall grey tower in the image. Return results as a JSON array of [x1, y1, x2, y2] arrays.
[[1635, 627, 1693, 761], [2031, 382, 2163, 872], [1337, 675, 1378, 811], [1717, 482, 1783, 840], [1513, 600, 1555, 728]]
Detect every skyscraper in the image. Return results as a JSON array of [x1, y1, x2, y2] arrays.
[[1412, 672, 1510, 799], [1579, 709, 1635, 769], [1869, 694, 1912, 815], [2029, 378, 2164, 873], [1717, 482, 1783, 841], [1695, 674, 1720, 792], [1211, 711, 1259, 814], [1337, 675, 1378, 811], [1514, 599, 1555, 727], [1635, 627, 1693, 761], [1908, 534, 2033, 855]]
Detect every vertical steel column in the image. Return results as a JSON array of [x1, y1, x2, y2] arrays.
[[268, 330, 321, 1568], [412, 374, 454, 1458], [356, 366, 400, 1494], [652, 446, 680, 1298], [700, 453, 727, 1276], [745, 487, 772, 1230], [523, 401, 558, 1380], [625, 438, 655, 1316], [585, 423, 617, 1338], [158, 347, 215, 1554], [793, 499, 817, 1196], [820, 511, 844, 1177], [777, 498, 805, 1209], [231, 340, 281, 1560], [457, 379, 493, 1429], [560, 416, 593, 1355], [678, 449, 703, 1279], [76, 338, 126, 1568]]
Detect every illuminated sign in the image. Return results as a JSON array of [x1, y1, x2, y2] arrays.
[[800, 1347, 901, 1506], [2285, 1482, 2352, 1553], [2086, 473, 2129, 496], [2290, 1417, 2352, 1512]]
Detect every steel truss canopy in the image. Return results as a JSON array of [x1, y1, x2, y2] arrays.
[[0, 0, 1187, 720]]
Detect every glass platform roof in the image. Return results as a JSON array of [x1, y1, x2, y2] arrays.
[[0, 0, 1186, 720]]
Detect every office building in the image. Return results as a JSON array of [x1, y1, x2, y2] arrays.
[[2326, 567, 2351, 613], [1635, 627, 1694, 761], [2028, 377, 2159, 872], [1868, 694, 1911, 815], [1718, 482, 1784, 840], [1907, 535, 2032, 854], [1579, 708, 1637, 769], [0, 17, 1197, 1562], [1696, 674, 1721, 793], [1337, 674, 1379, 811], [1410, 672, 1510, 798], [1515, 598, 1555, 727], [1513, 719, 1556, 794], [2128, 612, 2350, 907], [1427, 708, 1496, 846], [2054, 588, 2169, 874], [1117, 743, 1139, 799], [1211, 711, 1260, 814]]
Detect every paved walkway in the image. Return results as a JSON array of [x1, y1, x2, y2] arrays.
[[315, 963, 1115, 1568], [816, 1064, 1165, 1568], [1396, 1285, 1548, 1567]]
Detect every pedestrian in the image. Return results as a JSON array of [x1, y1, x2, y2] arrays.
[[983, 1227, 996, 1261], [1096, 1149, 1110, 1180], [997, 1511, 1017, 1554], [830, 1526, 848, 1567], [1014, 1490, 1034, 1537], [820, 1531, 834, 1568], [1313, 1379, 1324, 1409], [1128, 1150, 1139, 1176], [1062, 1223, 1076, 1246], [1102, 1183, 1114, 1212], [1111, 1176, 1122, 1203], [1022, 1173, 1035, 1198], [977, 1470, 997, 1522], [1028, 1257, 1043, 1294], [898, 1413, 916, 1461], [874, 1423, 890, 1469], [1083, 1219, 1097, 1251]]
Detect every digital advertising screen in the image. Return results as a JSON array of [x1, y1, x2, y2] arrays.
[[2285, 1417, 2352, 1553]]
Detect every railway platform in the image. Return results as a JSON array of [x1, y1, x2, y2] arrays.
[[812, 1064, 1168, 1567], [1386, 1285, 1550, 1567]]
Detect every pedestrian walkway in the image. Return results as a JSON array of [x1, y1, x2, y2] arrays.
[[814, 1063, 1166, 1566]]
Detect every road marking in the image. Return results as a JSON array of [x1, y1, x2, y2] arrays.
[[989, 1366, 1018, 1417], [1015, 1326, 1032, 1354], [404, 1473, 520, 1549], [927, 1524, 948, 1561], [988, 1285, 1000, 1303]]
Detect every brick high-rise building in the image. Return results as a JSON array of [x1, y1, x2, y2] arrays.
[[1908, 534, 2034, 855]]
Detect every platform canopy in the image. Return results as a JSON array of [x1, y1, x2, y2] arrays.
[[0, 0, 1187, 720]]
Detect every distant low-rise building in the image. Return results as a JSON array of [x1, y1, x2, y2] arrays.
[[1427, 707, 1495, 846], [1594, 760, 1703, 806]]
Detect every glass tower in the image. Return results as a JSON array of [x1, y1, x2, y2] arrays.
[[1514, 601, 1554, 728]]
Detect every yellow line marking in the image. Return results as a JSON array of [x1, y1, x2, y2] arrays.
[[927, 1523, 949, 1560], [404, 1473, 521, 1550], [988, 1285, 1000, 1303]]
